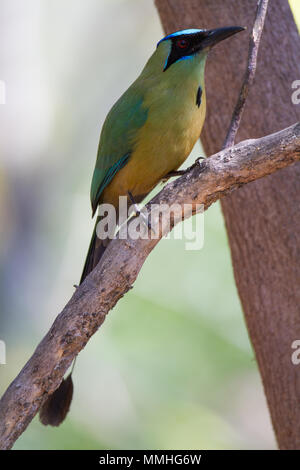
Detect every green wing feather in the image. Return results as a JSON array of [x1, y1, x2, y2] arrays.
[[91, 86, 148, 215]]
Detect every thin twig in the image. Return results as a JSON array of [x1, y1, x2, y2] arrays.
[[223, 0, 269, 149]]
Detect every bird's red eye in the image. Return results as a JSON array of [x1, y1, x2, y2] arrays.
[[176, 38, 188, 49]]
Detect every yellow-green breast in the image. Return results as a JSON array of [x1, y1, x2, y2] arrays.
[[102, 45, 207, 207]]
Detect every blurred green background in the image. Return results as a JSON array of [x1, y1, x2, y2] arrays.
[[0, 0, 299, 450]]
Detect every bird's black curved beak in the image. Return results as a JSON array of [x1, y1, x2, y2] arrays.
[[201, 26, 245, 50]]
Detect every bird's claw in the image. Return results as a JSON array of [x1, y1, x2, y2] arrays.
[[162, 169, 186, 182], [128, 191, 154, 234]]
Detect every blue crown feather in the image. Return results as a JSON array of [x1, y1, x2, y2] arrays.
[[157, 29, 203, 47]]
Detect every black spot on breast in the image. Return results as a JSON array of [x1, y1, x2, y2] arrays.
[[196, 86, 202, 108]]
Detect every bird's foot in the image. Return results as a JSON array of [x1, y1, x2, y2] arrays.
[[161, 170, 186, 183], [128, 191, 153, 232], [186, 156, 206, 172], [196, 156, 206, 172]]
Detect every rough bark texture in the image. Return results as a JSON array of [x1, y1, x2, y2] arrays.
[[0, 123, 300, 450], [155, 0, 300, 450]]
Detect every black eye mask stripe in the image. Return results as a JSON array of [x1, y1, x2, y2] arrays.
[[164, 33, 206, 71]]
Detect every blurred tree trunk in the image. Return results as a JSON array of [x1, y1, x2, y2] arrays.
[[155, 0, 300, 449]]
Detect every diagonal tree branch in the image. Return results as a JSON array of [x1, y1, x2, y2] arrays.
[[0, 121, 300, 449]]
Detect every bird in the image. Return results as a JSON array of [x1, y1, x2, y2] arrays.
[[39, 25, 245, 427]]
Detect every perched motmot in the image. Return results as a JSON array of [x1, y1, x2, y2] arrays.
[[39, 26, 245, 426], [80, 25, 244, 281]]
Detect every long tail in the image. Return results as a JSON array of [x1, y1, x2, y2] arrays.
[[39, 216, 108, 426], [80, 216, 108, 284]]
